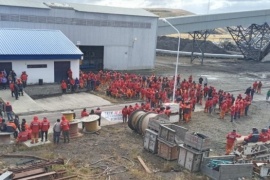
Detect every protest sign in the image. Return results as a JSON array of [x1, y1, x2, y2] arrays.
[[101, 111, 122, 121]]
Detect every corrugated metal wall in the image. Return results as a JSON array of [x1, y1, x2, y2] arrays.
[[0, 6, 158, 70]]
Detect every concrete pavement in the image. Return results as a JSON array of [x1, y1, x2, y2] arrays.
[[0, 90, 111, 115]]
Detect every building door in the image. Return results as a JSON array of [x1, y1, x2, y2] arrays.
[[54, 61, 70, 83], [0, 62, 12, 78], [79, 46, 104, 71]]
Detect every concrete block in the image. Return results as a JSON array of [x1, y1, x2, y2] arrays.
[[23, 138, 51, 147]]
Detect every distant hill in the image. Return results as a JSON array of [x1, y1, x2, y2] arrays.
[[145, 8, 194, 18]]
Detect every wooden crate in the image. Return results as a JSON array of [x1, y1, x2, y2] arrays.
[[201, 156, 253, 180], [178, 144, 210, 172], [184, 132, 211, 151], [157, 138, 179, 160], [158, 124, 188, 145], [144, 129, 158, 154]]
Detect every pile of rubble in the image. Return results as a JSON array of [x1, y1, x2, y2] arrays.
[[234, 141, 270, 178], [0, 155, 76, 180]]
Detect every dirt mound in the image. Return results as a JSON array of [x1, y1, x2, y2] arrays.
[[157, 36, 229, 54]]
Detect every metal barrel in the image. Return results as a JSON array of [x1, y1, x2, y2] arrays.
[[138, 112, 159, 135], [128, 110, 145, 131], [128, 110, 169, 135]]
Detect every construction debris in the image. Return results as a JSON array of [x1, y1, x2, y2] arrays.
[[0, 155, 76, 180], [137, 156, 152, 174], [233, 142, 270, 179]]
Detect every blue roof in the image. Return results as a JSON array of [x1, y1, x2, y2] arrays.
[[0, 28, 83, 60]]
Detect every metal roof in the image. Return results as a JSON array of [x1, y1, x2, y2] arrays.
[[0, 0, 49, 9], [69, 3, 158, 17], [0, 0, 157, 18], [0, 28, 83, 60]]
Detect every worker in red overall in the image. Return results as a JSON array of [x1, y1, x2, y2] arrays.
[[226, 130, 241, 155], [30, 116, 41, 144], [122, 106, 128, 123], [127, 105, 134, 119], [230, 105, 236, 122], [9, 82, 15, 97], [164, 106, 171, 118], [16, 127, 29, 143], [40, 117, 50, 142], [61, 80, 67, 93], [20, 71, 28, 88], [259, 129, 270, 142], [220, 101, 227, 119], [81, 108, 89, 118], [60, 116, 70, 143], [94, 107, 102, 126]]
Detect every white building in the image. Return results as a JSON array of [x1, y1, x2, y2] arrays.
[[0, 0, 158, 71], [0, 28, 83, 84]]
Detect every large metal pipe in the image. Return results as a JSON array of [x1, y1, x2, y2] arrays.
[[156, 49, 244, 59], [128, 110, 169, 135]]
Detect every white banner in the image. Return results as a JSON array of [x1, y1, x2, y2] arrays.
[[101, 111, 122, 121]]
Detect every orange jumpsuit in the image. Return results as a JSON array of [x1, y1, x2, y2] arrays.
[[183, 103, 191, 122], [226, 131, 241, 155], [30, 116, 41, 144], [220, 102, 227, 119]]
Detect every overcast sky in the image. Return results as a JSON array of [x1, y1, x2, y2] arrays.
[[35, 0, 270, 14]]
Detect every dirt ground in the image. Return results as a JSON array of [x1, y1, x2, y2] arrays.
[[1, 56, 270, 180]]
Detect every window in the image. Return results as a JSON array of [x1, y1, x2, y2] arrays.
[[27, 64, 47, 68]]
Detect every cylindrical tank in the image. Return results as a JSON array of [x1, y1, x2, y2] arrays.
[[61, 111, 74, 122], [128, 110, 145, 131], [81, 115, 101, 133], [128, 110, 169, 135]]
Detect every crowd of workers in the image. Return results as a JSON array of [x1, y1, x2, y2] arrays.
[[60, 69, 101, 93], [83, 70, 261, 123], [0, 69, 28, 100], [0, 105, 70, 144]]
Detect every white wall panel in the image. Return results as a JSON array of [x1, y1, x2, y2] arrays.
[[1, 59, 80, 84], [11, 60, 54, 84]]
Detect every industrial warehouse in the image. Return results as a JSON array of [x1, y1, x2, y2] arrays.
[[0, 0, 158, 75]]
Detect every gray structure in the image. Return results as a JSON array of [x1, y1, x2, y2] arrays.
[[158, 9, 270, 62], [157, 9, 270, 35], [0, 0, 158, 71]]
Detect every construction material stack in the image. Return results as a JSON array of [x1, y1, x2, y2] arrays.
[[201, 155, 253, 180], [177, 132, 211, 172], [143, 117, 170, 155], [157, 124, 188, 160]]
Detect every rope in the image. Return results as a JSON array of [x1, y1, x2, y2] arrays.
[[75, 156, 135, 179]]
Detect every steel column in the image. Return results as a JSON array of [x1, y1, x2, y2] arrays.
[[189, 30, 210, 64], [227, 23, 270, 61]]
